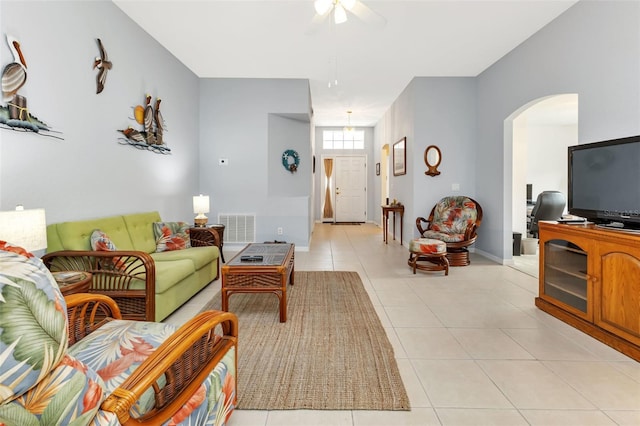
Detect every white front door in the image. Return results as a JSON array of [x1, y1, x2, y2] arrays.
[[335, 156, 367, 222]]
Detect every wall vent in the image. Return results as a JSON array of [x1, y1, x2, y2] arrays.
[[218, 214, 256, 243]]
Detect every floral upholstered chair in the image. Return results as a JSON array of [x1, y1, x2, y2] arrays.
[[0, 241, 238, 426], [416, 196, 483, 266]]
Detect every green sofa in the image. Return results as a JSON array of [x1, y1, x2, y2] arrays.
[[43, 211, 221, 321]]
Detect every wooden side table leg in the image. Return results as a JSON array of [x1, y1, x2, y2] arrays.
[[393, 212, 396, 241], [280, 273, 288, 322], [221, 289, 229, 312], [279, 290, 287, 322]]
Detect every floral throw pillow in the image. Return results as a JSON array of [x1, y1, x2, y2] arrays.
[[90, 229, 117, 251], [90, 230, 124, 270], [153, 222, 191, 252]]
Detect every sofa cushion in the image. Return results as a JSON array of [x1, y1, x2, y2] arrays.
[[151, 246, 218, 271], [150, 258, 196, 294], [123, 212, 162, 253], [0, 250, 68, 402], [153, 222, 192, 252], [55, 216, 134, 251]]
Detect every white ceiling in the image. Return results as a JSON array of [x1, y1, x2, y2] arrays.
[[114, 0, 578, 127]]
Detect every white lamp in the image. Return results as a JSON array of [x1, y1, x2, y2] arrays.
[[0, 207, 47, 252], [193, 194, 210, 227]]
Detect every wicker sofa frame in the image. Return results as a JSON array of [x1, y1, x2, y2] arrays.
[[43, 227, 220, 322]]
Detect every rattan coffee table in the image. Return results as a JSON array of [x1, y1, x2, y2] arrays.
[[221, 243, 295, 322]]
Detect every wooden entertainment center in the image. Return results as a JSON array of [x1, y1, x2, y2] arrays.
[[536, 221, 640, 361]]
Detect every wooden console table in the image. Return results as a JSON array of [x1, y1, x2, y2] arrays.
[[536, 221, 640, 361], [381, 205, 404, 245]]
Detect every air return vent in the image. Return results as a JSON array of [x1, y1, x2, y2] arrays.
[[218, 214, 256, 243]]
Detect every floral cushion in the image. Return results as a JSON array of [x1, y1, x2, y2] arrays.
[[90, 229, 118, 251], [68, 320, 236, 425], [0, 249, 68, 403], [0, 354, 105, 425], [0, 240, 34, 258], [421, 230, 466, 243], [90, 230, 125, 270], [153, 222, 192, 252], [409, 238, 447, 254], [430, 196, 478, 235]]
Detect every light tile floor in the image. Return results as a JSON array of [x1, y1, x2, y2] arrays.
[[165, 223, 640, 426]]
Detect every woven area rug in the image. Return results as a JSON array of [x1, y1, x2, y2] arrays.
[[201, 271, 410, 411]]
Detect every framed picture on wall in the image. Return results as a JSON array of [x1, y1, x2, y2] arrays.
[[393, 137, 406, 176], [376, 162, 380, 176]]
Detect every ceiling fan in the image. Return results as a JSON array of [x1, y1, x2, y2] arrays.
[[310, 0, 386, 28]]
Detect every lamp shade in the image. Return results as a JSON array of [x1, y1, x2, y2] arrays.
[[193, 195, 210, 214], [0, 208, 47, 252]]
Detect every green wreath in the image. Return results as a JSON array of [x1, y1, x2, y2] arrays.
[[282, 149, 300, 173]]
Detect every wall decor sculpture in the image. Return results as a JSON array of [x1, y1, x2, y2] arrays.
[[118, 94, 170, 154], [93, 38, 112, 94], [0, 34, 63, 139]]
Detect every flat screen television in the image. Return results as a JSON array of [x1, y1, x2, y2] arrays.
[[568, 135, 640, 229]]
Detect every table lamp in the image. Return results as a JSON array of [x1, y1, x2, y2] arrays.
[[0, 206, 47, 253], [193, 194, 210, 227]]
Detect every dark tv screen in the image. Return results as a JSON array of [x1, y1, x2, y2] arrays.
[[569, 135, 640, 226]]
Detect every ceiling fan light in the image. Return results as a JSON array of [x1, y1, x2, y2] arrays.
[[314, 0, 332, 15], [334, 4, 348, 24], [342, 0, 356, 11]]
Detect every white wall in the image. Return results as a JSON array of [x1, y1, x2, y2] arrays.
[[527, 124, 576, 200], [0, 0, 201, 224], [476, 0, 640, 260]]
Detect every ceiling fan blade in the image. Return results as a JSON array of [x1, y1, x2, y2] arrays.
[[305, 9, 331, 35], [350, 0, 387, 28]]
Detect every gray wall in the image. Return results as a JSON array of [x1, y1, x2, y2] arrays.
[[0, 0, 200, 224], [374, 77, 477, 245], [412, 77, 477, 239], [198, 78, 312, 248], [475, 0, 640, 260], [374, 0, 639, 260]]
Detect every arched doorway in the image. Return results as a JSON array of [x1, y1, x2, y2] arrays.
[[504, 94, 578, 270]]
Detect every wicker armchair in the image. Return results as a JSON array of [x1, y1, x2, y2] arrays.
[[0, 247, 237, 426], [42, 227, 220, 322], [66, 294, 238, 425], [416, 196, 483, 266]]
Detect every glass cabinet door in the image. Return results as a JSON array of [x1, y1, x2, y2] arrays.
[[543, 239, 588, 315]]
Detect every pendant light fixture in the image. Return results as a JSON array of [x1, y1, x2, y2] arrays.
[[343, 110, 354, 133]]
